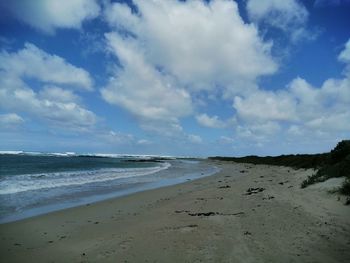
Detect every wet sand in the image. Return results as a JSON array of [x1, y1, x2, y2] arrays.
[[1, 161, 349, 262]]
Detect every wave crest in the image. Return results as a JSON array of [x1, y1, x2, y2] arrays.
[[0, 163, 171, 195]]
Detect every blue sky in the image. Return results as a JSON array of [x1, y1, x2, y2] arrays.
[[0, 0, 349, 156]]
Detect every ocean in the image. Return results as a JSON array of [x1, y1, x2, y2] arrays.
[[0, 152, 218, 223]]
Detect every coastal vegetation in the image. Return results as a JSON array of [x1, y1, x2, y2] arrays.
[[210, 140, 350, 199]]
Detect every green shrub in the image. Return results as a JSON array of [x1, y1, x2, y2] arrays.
[[209, 140, 350, 198], [330, 140, 350, 164], [300, 141, 350, 193], [301, 173, 326, 188], [340, 179, 350, 196]]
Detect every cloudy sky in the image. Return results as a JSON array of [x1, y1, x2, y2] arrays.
[[0, 0, 349, 156]]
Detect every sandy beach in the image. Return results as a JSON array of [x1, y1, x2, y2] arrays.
[[1, 161, 349, 263]]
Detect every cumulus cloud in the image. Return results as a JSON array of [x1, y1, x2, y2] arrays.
[[102, 33, 193, 125], [233, 44, 350, 144], [235, 121, 281, 143], [287, 125, 303, 136], [0, 44, 96, 131], [139, 120, 184, 138], [137, 139, 152, 145], [305, 112, 350, 132], [0, 113, 24, 129], [0, 76, 96, 130], [338, 39, 350, 63], [0, 43, 93, 90], [231, 38, 350, 145], [338, 39, 350, 76], [1, 0, 100, 34], [246, 0, 309, 42], [107, 0, 276, 91], [196, 113, 227, 129], [233, 76, 350, 141], [187, 134, 203, 144], [102, 0, 277, 135], [289, 76, 350, 133], [233, 91, 297, 123], [39, 86, 80, 103], [99, 1, 348, 148], [97, 130, 135, 145], [218, 136, 235, 144]]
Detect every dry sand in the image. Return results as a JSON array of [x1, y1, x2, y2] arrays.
[[0, 161, 349, 262]]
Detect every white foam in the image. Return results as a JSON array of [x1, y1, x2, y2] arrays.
[[83, 153, 177, 159], [0, 163, 171, 195], [0, 151, 179, 159], [0, 151, 23, 155]]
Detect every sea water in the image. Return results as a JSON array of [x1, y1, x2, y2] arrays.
[[0, 152, 218, 223]]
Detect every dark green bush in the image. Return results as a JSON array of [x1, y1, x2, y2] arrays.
[[209, 153, 329, 169], [210, 140, 350, 197], [301, 173, 326, 188], [301, 142, 350, 190], [340, 179, 350, 196], [330, 140, 350, 164]]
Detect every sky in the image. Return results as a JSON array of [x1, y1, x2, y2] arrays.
[[0, 0, 349, 157]]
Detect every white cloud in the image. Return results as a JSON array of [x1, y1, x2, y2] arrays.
[[137, 139, 152, 145], [0, 113, 24, 129], [218, 136, 235, 144], [231, 38, 350, 145], [131, 0, 277, 91], [97, 130, 134, 144], [246, 0, 309, 42], [338, 39, 350, 63], [338, 39, 350, 76], [233, 73, 345, 140], [236, 121, 281, 141], [305, 112, 350, 132], [104, 1, 140, 32], [287, 125, 303, 136], [196, 113, 227, 129], [101, 33, 193, 131], [0, 77, 96, 130], [103, 0, 277, 136], [101, 1, 348, 151], [250, 121, 281, 135], [104, 0, 277, 90], [187, 134, 203, 144], [139, 119, 184, 138], [39, 86, 79, 103], [0, 43, 93, 90], [233, 74, 349, 141], [3, 0, 100, 34], [233, 91, 297, 122], [0, 44, 97, 131], [290, 77, 350, 132]]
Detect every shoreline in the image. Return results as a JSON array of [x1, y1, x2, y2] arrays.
[[1, 161, 349, 262], [0, 159, 218, 224]]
